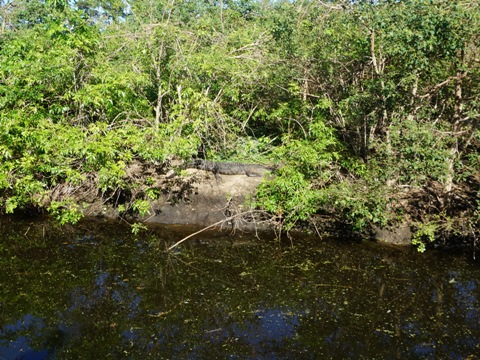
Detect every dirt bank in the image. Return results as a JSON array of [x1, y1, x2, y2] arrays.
[[45, 161, 478, 248], [63, 161, 272, 232], [144, 169, 268, 230]]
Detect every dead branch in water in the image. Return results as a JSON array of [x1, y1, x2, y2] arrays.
[[167, 210, 268, 251]]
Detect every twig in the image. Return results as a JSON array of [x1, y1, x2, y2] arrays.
[[312, 220, 322, 239], [167, 210, 264, 251]]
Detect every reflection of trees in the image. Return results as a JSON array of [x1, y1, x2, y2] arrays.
[[1, 219, 480, 358], [287, 245, 480, 358]]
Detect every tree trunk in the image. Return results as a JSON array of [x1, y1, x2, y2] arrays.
[[444, 50, 465, 194]]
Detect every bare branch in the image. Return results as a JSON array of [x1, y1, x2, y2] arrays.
[[167, 210, 267, 251]]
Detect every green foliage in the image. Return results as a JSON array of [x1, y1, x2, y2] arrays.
[[131, 222, 148, 235], [132, 200, 151, 217], [0, 0, 478, 246], [412, 222, 439, 253], [317, 179, 390, 231], [254, 117, 343, 230], [217, 136, 274, 163], [375, 118, 452, 185], [48, 200, 83, 225], [255, 166, 320, 231], [274, 119, 340, 180], [98, 161, 126, 192]]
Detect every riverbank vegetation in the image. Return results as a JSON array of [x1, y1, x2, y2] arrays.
[[1, 0, 479, 250]]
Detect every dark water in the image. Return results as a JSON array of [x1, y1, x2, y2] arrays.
[[0, 217, 479, 359]]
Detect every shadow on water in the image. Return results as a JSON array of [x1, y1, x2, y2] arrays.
[[0, 216, 479, 359]]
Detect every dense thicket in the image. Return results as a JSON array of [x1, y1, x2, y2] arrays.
[[1, 0, 479, 250]]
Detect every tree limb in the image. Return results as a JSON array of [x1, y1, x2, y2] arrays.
[[167, 210, 266, 251]]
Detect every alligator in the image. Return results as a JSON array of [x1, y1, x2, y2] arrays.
[[187, 159, 274, 177]]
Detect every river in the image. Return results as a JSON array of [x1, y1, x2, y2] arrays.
[[0, 216, 479, 359]]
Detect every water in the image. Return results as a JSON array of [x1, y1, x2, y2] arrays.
[[0, 217, 479, 359]]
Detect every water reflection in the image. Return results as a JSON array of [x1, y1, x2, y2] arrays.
[[0, 314, 48, 360], [0, 217, 479, 359]]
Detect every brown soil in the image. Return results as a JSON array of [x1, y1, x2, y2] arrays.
[[41, 160, 479, 247], [44, 160, 271, 231]]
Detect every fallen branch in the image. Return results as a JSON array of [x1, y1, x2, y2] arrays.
[[167, 210, 266, 251]]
